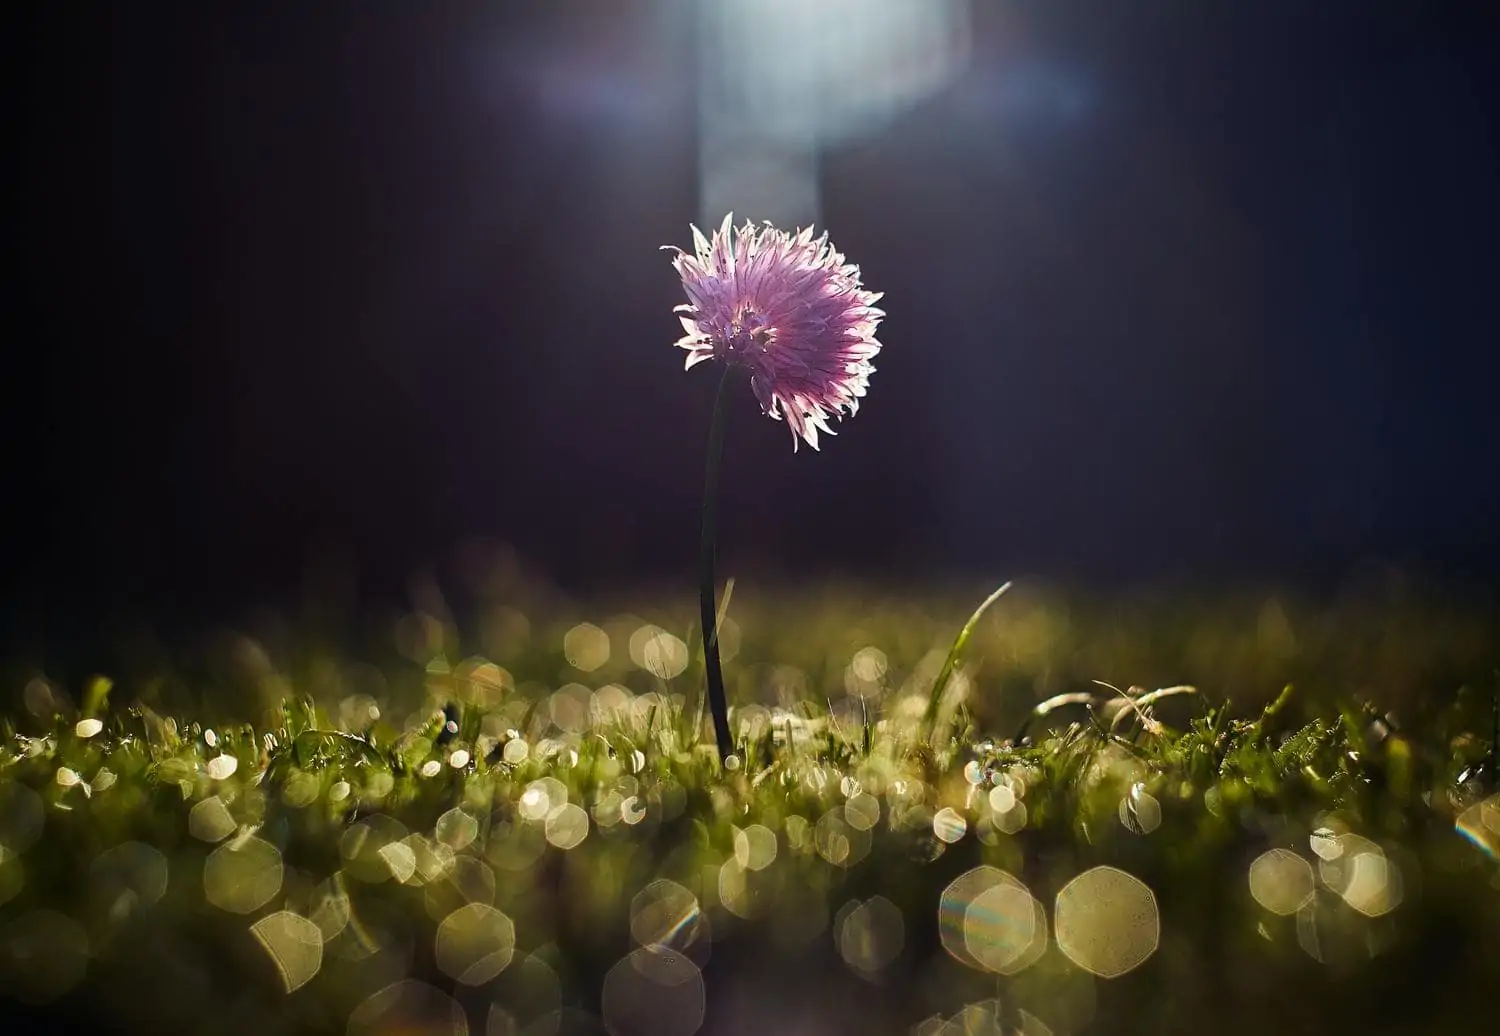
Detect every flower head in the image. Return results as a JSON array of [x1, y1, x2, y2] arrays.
[[664, 214, 884, 451]]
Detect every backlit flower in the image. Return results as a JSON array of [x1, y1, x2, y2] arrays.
[[665, 214, 884, 451]]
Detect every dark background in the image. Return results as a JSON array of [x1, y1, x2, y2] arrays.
[[5, 1, 1499, 652]]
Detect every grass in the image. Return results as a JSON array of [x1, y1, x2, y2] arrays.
[[0, 579, 1497, 1035]]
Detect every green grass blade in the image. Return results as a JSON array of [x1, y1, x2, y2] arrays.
[[923, 580, 1013, 736]]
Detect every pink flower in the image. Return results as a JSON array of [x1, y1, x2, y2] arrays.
[[665, 214, 885, 451]]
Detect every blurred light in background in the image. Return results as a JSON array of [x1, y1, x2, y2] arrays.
[[697, 0, 970, 227]]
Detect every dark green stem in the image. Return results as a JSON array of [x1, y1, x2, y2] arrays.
[[700, 368, 735, 763]]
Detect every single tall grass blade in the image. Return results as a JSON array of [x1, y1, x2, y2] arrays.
[[923, 581, 1013, 737]]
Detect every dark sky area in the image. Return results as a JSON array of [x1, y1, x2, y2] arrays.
[[4, 2, 1499, 649]]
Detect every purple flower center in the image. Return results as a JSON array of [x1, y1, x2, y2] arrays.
[[714, 308, 773, 362]]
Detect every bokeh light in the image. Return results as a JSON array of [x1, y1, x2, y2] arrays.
[[0, 783, 44, 856], [733, 824, 778, 871], [348, 979, 468, 1036], [487, 819, 547, 873], [1117, 782, 1162, 835], [630, 879, 708, 962], [250, 910, 324, 992], [340, 814, 412, 884], [90, 840, 169, 920], [836, 895, 905, 976], [1454, 793, 1500, 860], [486, 953, 563, 1034], [189, 795, 238, 843], [600, 946, 705, 1036], [435, 808, 479, 852], [563, 622, 611, 672], [435, 903, 516, 985], [1317, 834, 1402, 917], [204, 834, 284, 914], [938, 866, 1048, 976], [966, 879, 1048, 975], [628, 625, 689, 680], [1247, 848, 1316, 916], [814, 807, 871, 867], [425, 855, 496, 922], [932, 806, 968, 844], [0, 909, 90, 1004], [1054, 867, 1159, 978], [544, 803, 590, 850], [309, 875, 352, 943], [0, 850, 22, 909]]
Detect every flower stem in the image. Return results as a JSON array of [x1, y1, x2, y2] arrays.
[[700, 367, 735, 763]]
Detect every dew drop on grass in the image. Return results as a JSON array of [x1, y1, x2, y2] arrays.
[[206, 754, 239, 781], [1118, 783, 1162, 835], [620, 796, 647, 826]]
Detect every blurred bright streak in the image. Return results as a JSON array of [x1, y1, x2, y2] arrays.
[[697, 0, 970, 227]]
